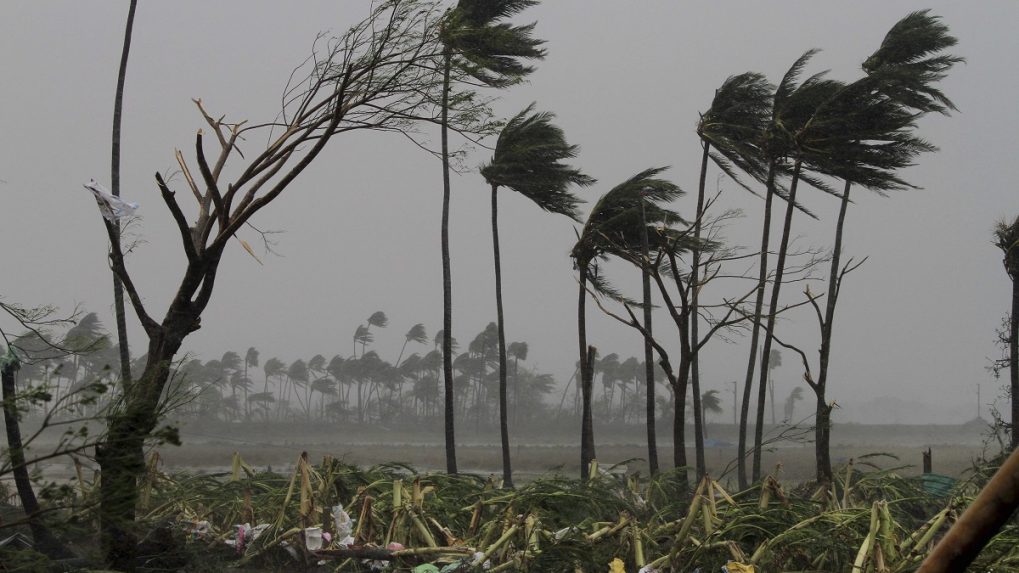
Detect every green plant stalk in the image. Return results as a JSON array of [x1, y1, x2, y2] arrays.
[[477, 523, 520, 566], [750, 513, 825, 564], [852, 502, 880, 572], [900, 508, 949, 555], [410, 509, 438, 548], [633, 524, 646, 566], [878, 500, 897, 563]]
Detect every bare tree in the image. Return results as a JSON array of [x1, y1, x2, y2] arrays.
[[86, 2, 482, 567]]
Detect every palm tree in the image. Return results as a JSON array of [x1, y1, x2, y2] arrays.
[[396, 323, 428, 368], [993, 215, 1018, 448], [507, 341, 528, 424], [107, 0, 139, 395], [571, 168, 682, 480], [262, 357, 285, 395], [783, 386, 804, 423], [480, 103, 592, 487], [809, 10, 961, 481], [437, 0, 545, 475], [243, 346, 259, 419], [772, 12, 959, 483], [691, 75, 772, 465], [700, 390, 723, 439]]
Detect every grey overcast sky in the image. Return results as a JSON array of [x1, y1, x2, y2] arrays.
[[1, 2, 1016, 424]]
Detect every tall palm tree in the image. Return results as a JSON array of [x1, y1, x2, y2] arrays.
[[774, 12, 959, 483], [437, 0, 545, 475], [571, 168, 682, 480], [811, 10, 961, 480], [737, 50, 840, 486], [110, 0, 138, 390], [481, 103, 592, 487], [993, 215, 1019, 448]]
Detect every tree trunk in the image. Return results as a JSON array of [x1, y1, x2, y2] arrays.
[[815, 180, 852, 480], [439, 49, 457, 475], [690, 142, 710, 480], [111, 0, 138, 387], [1011, 276, 1018, 450], [491, 184, 513, 488], [98, 329, 183, 570], [671, 355, 691, 492], [814, 390, 833, 484], [754, 159, 803, 482], [2, 355, 71, 558], [639, 199, 659, 476], [578, 266, 596, 480], [738, 163, 776, 488]]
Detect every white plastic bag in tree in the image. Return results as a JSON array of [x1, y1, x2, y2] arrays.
[[83, 178, 138, 221]]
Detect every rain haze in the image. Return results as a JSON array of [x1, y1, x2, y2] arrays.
[[2, 0, 1016, 437]]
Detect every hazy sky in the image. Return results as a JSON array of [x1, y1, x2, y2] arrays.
[[2, 2, 1016, 425]]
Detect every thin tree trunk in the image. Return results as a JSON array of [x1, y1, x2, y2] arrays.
[[578, 267, 596, 480], [439, 49, 457, 475], [1011, 277, 1018, 450], [2, 356, 71, 558], [690, 142, 709, 479], [111, 0, 138, 386], [491, 184, 513, 487], [813, 180, 852, 483], [738, 163, 776, 488], [639, 198, 659, 475], [754, 159, 803, 482]]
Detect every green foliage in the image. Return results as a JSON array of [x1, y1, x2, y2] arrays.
[[481, 103, 594, 219]]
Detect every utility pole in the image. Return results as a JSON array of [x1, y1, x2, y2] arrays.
[[731, 380, 738, 427]]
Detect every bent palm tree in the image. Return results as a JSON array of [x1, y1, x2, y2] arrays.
[[437, 0, 545, 474], [480, 104, 592, 487], [692, 72, 772, 479], [795, 12, 960, 482], [572, 168, 682, 480]]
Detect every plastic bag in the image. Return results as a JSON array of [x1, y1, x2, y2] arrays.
[[83, 179, 138, 221]]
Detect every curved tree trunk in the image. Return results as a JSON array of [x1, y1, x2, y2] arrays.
[[690, 142, 710, 479], [439, 50, 457, 474], [753, 159, 802, 482], [491, 184, 513, 487], [738, 163, 776, 488], [2, 356, 71, 558], [111, 0, 138, 387], [577, 265, 596, 480]]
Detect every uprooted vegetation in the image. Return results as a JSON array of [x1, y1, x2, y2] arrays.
[[4, 452, 1016, 572]]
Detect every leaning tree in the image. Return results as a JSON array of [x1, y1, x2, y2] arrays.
[[571, 168, 682, 480], [480, 103, 592, 487], [86, 2, 478, 568], [436, 0, 545, 474]]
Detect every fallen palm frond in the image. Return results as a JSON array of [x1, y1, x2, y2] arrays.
[[50, 452, 1018, 572]]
